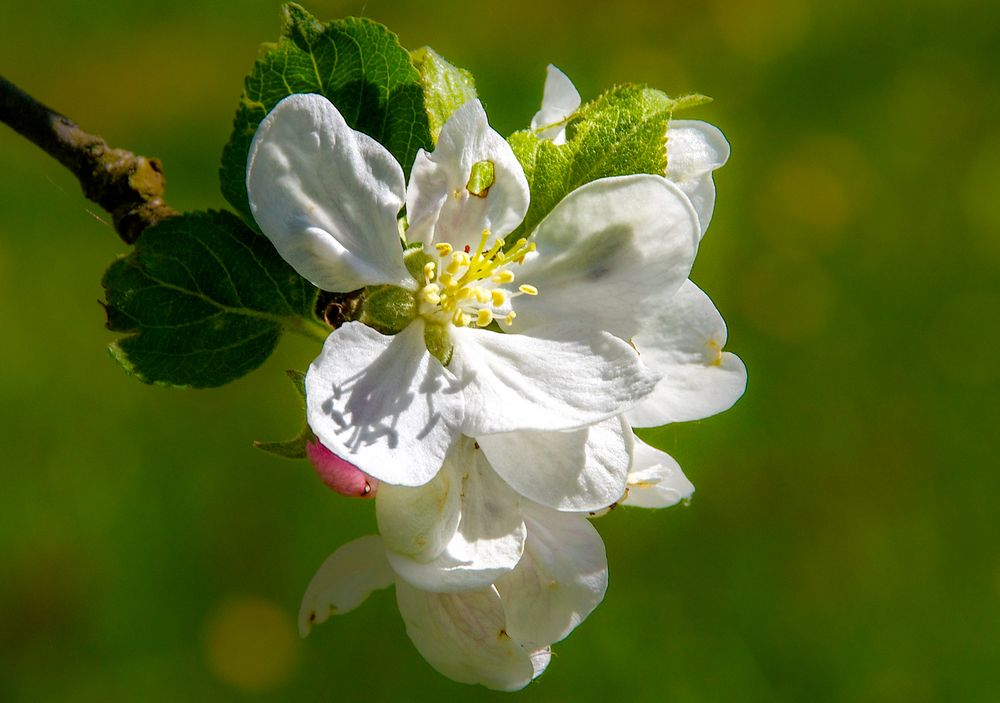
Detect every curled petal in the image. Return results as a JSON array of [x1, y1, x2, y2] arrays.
[[478, 417, 631, 511], [247, 93, 412, 291], [496, 504, 608, 648], [666, 120, 730, 236], [514, 175, 700, 339], [626, 280, 747, 427], [298, 535, 394, 637], [451, 325, 659, 436], [395, 582, 540, 691], [381, 438, 526, 592], [306, 321, 463, 486], [406, 100, 530, 250], [376, 458, 462, 562], [622, 438, 695, 509], [530, 64, 581, 145]]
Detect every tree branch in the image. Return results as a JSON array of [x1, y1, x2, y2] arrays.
[[0, 74, 176, 244]]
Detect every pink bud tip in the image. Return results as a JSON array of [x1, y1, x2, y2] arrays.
[[305, 441, 378, 499]]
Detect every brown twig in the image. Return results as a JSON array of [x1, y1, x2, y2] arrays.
[[0, 74, 176, 243]]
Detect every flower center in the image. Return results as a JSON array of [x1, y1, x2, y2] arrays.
[[416, 229, 537, 329]]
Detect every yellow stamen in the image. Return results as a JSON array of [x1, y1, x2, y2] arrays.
[[435, 242, 453, 257], [518, 284, 538, 296], [491, 289, 506, 307], [504, 311, 517, 326], [477, 309, 494, 327]]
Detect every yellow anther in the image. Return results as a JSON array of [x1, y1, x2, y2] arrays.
[[504, 311, 517, 326], [435, 242, 453, 257], [491, 289, 506, 307], [423, 261, 436, 282], [474, 287, 490, 304], [477, 309, 494, 327], [492, 270, 515, 284], [518, 284, 538, 296], [452, 310, 471, 327], [446, 258, 462, 275], [438, 273, 453, 287]]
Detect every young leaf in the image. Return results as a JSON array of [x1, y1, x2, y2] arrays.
[[411, 46, 477, 143], [102, 211, 324, 389], [220, 4, 432, 224], [508, 85, 709, 239]]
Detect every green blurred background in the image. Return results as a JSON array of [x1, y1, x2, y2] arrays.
[[2, 0, 998, 700]]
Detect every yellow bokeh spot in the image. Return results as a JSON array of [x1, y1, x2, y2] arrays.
[[202, 596, 300, 693]]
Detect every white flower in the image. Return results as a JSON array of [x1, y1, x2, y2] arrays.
[[531, 64, 731, 236], [246, 94, 700, 507], [299, 502, 608, 691]]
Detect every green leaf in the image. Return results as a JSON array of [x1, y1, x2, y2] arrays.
[[102, 211, 324, 389], [253, 370, 312, 459], [410, 46, 477, 143], [508, 85, 710, 239], [220, 4, 432, 224]]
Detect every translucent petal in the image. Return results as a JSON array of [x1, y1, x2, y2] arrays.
[[626, 280, 747, 427], [406, 100, 529, 250], [622, 438, 695, 509], [383, 438, 526, 592], [496, 504, 608, 648], [306, 321, 463, 486], [298, 535, 394, 636], [246, 93, 411, 291], [395, 582, 539, 691], [530, 64, 581, 145], [478, 417, 631, 511], [666, 120, 730, 236], [514, 175, 700, 339], [450, 325, 658, 436]]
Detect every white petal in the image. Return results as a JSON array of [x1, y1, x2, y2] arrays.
[[405, 100, 530, 249], [451, 325, 659, 436], [622, 438, 695, 508], [626, 280, 747, 427], [514, 175, 700, 339], [496, 504, 608, 648], [396, 582, 539, 691], [666, 120, 730, 236], [530, 64, 582, 145], [478, 416, 631, 511], [247, 93, 411, 291], [383, 437, 526, 592], [376, 458, 462, 561], [306, 320, 463, 486], [298, 535, 394, 637]]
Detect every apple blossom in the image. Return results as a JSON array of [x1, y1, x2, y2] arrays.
[[246, 94, 701, 506]]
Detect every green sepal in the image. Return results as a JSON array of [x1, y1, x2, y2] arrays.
[[101, 211, 322, 389], [403, 245, 434, 281], [411, 46, 478, 143], [253, 369, 312, 459], [424, 323, 454, 366], [360, 285, 417, 334], [508, 85, 711, 239], [220, 4, 433, 225]]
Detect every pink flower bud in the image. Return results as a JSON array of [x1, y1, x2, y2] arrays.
[[305, 440, 378, 498]]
